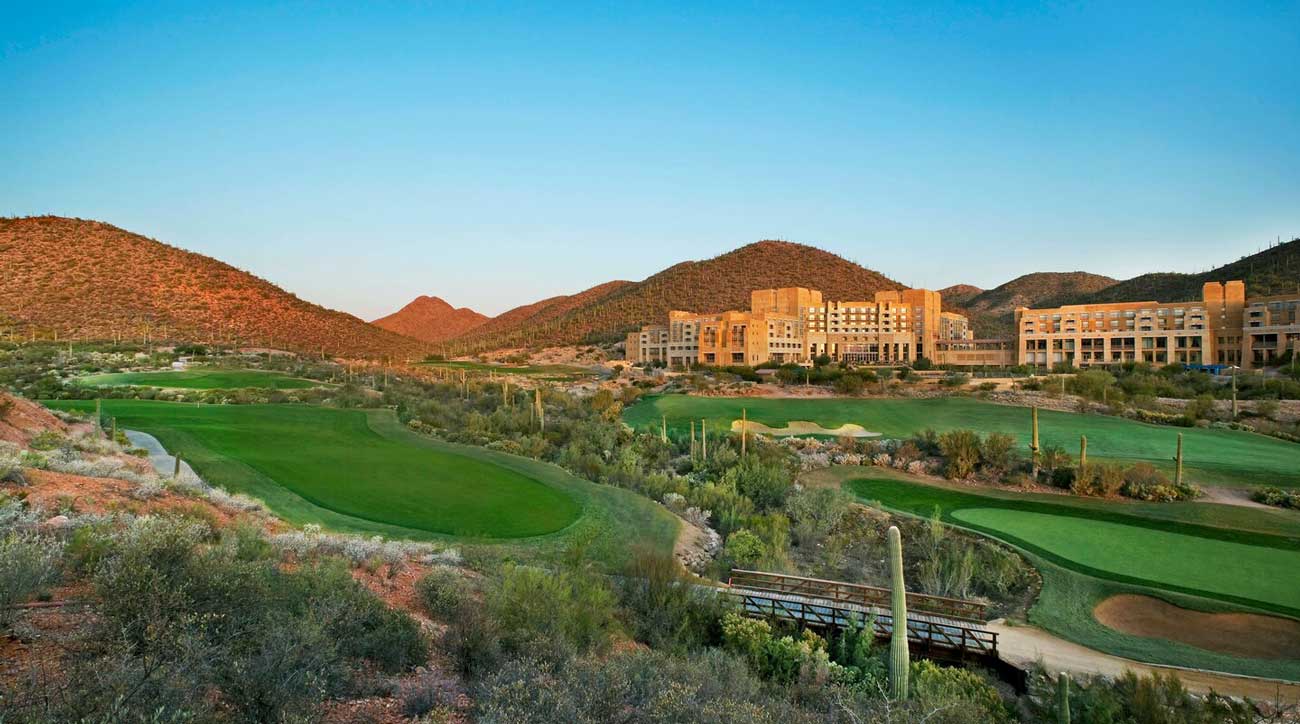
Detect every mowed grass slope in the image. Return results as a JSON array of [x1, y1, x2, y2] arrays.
[[844, 476, 1300, 616], [626, 395, 1300, 488], [77, 368, 322, 390], [49, 400, 580, 538]]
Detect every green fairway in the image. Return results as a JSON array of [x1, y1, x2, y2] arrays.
[[843, 475, 1300, 617], [419, 360, 595, 379], [842, 472, 1300, 678], [77, 368, 322, 390], [48, 400, 580, 538], [625, 395, 1300, 488]]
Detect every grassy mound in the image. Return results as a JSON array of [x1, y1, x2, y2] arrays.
[[77, 368, 322, 390], [625, 395, 1300, 488]]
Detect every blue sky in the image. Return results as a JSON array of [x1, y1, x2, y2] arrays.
[[2, 1, 1297, 319]]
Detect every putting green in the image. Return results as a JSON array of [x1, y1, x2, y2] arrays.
[[77, 369, 322, 390], [46, 400, 581, 539], [845, 476, 1300, 617], [626, 395, 1300, 488], [953, 508, 1300, 613]]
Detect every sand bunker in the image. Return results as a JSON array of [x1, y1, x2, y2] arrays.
[[731, 419, 881, 438], [1094, 594, 1300, 660]]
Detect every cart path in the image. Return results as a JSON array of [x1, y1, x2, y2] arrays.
[[990, 620, 1300, 704]]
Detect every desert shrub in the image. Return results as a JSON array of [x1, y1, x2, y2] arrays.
[[416, 565, 469, 618], [619, 546, 728, 651], [444, 597, 502, 677], [720, 612, 828, 685], [723, 528, 766, 568], [474, 649, 805, 724], [938, 429, 981, 479], [1252, 486, 1300, 509], [62, 515, 428, 722], [1028, 667, 1254, 723], [834, 373, 865, 395], [979, 432, 1017, 475], [28, 430, 68, 451], [720, 455, 794, 511], [0, 532, 63, 629], [399, 668, 462, 719], [911, 660, 1013, 723], [487, 564, 617, 662], [1119, 462, 1198, 501], [785, 486, 851, 546]]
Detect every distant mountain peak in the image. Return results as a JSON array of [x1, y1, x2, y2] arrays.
[[372, 295, 489, 343]]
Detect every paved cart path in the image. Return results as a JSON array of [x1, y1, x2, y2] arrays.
[[124, 429, 205, 488], [989, 620, 1300, 704]]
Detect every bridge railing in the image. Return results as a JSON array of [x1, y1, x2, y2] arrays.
[[725, 589, 998, 657], [728, 569, 988, 622]]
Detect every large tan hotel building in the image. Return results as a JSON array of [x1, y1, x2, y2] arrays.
[[626, 281, 1299, 370]]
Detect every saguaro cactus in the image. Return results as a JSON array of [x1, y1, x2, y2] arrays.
[[1078, 435, 1087, 477], [887, 525, 909, 700], [1174, 433, 1184, 486], [534, 389, 545, 432], [741, 408, 748, 456], [95, 399, 102, 430], [661, 415, 668, 444], [1058, 671, 1071, 724], [701, 420, 707, 458], [690, 420, 697, 458], [173, 455, 181, 478], [1030, 406, 1041, 478]]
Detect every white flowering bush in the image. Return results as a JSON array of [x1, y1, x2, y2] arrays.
[[662, 492, 687, 512], [872, 453, 892, 467]]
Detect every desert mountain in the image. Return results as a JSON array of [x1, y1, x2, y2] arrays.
[[1083, 237, 1300, 304], [937, 284, 983, 307], [952, 272, 1119, 337], [0, 216, 424, 358], [447, 240, 905, 352], [371, 295, 489, 343]]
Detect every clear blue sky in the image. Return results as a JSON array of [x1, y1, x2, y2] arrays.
[[3, 1, 1297, 319]]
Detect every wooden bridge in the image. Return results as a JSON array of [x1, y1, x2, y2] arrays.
[[723, 570, 1000, 664]]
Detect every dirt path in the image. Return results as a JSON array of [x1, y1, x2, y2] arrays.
[[1198, 485, 1273, 510], [990, 620, 1300, 704]]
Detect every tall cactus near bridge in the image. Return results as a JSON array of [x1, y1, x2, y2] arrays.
[[1058, 671, 1071, 724], [887, 525, 909, 700]]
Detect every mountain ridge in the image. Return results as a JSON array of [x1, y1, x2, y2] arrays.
[[445, 240, 907, 351], [0, 216, 425, 358]]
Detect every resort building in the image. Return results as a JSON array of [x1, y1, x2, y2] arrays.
[[1015, 281, 1300, 370], [627, 286, 975, 367], [628, 279, 1298, 371]]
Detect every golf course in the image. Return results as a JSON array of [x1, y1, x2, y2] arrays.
[[625, 395, 1300, 488], [45, 400, 678, 561], [832, 470, 1300, 679], [76, 368, 324, 390], [419, 359, 595, 380]]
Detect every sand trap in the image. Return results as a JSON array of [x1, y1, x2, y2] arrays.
[[731, 419, 881, 438], [1094, 594, 1300, 660]]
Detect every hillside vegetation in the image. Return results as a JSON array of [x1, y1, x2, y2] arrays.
[[449, 241, 905, 351], [371, 294, 489, 342], [956, 272, 1118, 338], [0, 216, 424, 358], [1086, 237, 1300, 304]]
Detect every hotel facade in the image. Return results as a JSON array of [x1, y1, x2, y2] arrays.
[[1015, 281, 1300, 370], [627, 280, 1299, 371], [626, 286, 986, 368]]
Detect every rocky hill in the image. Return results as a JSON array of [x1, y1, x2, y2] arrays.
[[937, 284, 983, 307], [447, 241, 906, 351], [0, 216, 424, 358], [956, 272, 1119, 338], [371, 295, 489, 343], [1084, 237, 1300, 304]]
